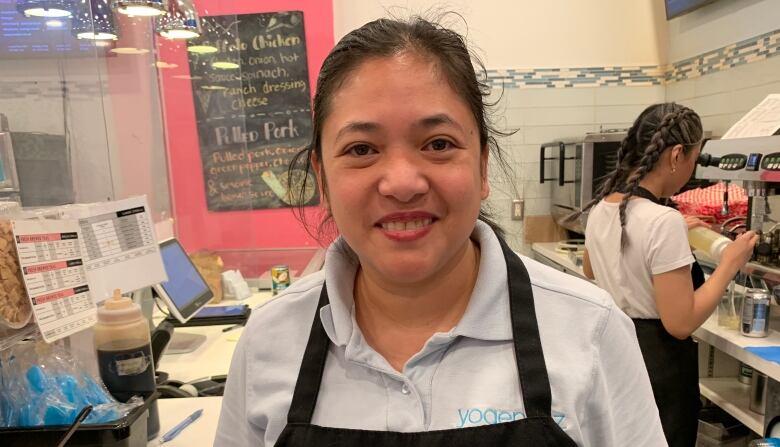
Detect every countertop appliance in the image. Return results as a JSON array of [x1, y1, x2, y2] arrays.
[[539, 131, 624, 234], [695, 135, 780, 437]]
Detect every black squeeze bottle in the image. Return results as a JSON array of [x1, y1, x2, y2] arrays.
[[94, 289, 159, 440]]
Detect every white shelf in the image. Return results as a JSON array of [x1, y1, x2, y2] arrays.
[[700, 377, 764, 435], [694, 317, 780, 382]]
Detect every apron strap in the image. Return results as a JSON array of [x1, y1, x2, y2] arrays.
[[286, 284, 330, 424], [497, 235, 553, 419], [287, 232, 556, 423]]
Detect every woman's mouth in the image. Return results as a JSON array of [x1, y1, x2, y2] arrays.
[[376, 213, 437, 242], [379, 218, 433, 231]]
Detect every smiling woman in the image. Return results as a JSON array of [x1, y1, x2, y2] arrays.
[[215, 15, 667, 447]]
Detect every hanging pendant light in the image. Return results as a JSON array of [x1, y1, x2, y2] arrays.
[[112, 0, 166, 17], [156, 0, 199, 40], [16, 0, 73, 17], [72, 0, 118, 40], [186, 16, 217, 53], [188, 44, 218, 54], [210, 36, 239, 69]]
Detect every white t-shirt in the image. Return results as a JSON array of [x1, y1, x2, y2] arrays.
[[585, 198, 695, 319], [215, 221, 666, 447]]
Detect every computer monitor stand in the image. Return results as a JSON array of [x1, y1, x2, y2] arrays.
[[165, 331, 207, 355]]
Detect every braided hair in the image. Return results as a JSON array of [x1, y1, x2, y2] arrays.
[[566, 103, 703, 247]]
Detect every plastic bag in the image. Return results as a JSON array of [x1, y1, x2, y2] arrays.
[[0, 337, 141, 427]]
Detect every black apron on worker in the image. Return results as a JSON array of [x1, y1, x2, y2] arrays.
[[631, 186, 701, 447], [274, 236, 578, 447]]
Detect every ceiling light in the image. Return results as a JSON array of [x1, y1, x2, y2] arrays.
[[113, 0, 166, 17], [111, 47, 150, 54], [45, 19, 65, 27], [72, 0, 119, 40], [211, 61, 239, 69], [17, 0, 73, 17], [78, 32, 116, 40], [187, 44, 218, 54], [156, 0, 200, 40]]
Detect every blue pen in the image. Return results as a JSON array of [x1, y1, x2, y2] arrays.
[[160, 408, 203, 444]]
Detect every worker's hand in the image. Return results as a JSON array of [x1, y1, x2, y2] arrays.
[[720, 231, 758, 271], [684, 216, 711, 231]]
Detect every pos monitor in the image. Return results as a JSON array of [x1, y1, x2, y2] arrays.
[[153, 238, 213, 324], [152, 239, 214, 355]]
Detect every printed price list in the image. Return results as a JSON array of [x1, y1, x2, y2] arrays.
[[23, 260, 87, 295], [15, 232, 81, 264], [79, 206, 155, 262], [12, 219, 97, 343], [33, 286, 93, 328]]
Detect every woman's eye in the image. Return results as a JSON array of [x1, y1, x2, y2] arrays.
[[347, 144, 374, 156], [428, 139, 452, 151]]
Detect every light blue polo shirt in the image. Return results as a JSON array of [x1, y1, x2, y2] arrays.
[[215, 221, 666, 447]]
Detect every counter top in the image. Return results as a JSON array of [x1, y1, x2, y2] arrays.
[[155, 291, 275, 383], [149, 396, 223, 446], [530, 242, 589, 280]]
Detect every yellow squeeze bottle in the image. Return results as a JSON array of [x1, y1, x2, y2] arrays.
[[688, 227, 732, 261]]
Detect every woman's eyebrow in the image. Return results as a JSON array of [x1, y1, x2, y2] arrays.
[[335, 113, 463, 141], [335, 121, 380, 141], [415, 113, 464, 133]]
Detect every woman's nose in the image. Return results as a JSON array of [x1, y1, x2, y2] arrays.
[[376, 151, 430, 203]]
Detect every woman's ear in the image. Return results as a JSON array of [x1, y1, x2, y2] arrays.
[[670, 144, 684, 171]]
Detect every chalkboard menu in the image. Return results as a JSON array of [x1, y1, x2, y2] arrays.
[[187, 11, 318, 211]]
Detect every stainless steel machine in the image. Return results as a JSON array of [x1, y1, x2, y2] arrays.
[[539, 131, 623, 234], [697, 135, 780, 273], [696, 135, 780, 436]]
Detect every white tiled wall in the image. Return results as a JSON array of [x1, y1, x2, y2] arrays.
[[665, 56, 780, 137], [486, 85, 666, 253], [490, 55, 780, 254]]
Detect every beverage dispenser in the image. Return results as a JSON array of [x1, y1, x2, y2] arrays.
[[696, 135, 780, 435]]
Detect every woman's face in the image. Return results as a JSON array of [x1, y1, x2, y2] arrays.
[[315, 53, 489, 286]]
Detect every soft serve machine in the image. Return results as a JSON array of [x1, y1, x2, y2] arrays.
[[696, 134, 780, 436]]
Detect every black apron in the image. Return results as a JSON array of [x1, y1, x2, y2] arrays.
[[631, 186, 701, 447], [274, 236, 578, 447]]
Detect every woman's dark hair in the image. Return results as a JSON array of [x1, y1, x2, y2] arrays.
[[567, 102, 703, 247], [287, 14, 514, 243]]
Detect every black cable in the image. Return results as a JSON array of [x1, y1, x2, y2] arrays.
[[153, 296, 170, 317]]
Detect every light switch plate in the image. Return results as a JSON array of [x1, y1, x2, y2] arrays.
[[511, 199, 524, 221]]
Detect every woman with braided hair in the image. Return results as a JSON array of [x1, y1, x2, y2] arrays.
[[579, 103, 757, 446]]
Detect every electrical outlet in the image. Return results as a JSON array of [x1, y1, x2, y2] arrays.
[[511, 199, 524, 221]]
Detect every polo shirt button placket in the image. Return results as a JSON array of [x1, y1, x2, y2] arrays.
[[401, 384, 410, 395]]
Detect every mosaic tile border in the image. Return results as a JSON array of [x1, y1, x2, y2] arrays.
[[666, 28, 780, 82], [486, 66, 664, 89], [486, 28, 780, 89]]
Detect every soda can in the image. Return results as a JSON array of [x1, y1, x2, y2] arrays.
[[271, 265, 291, 295], [739, 362, 754, 384], [741, 288, 771, 338]]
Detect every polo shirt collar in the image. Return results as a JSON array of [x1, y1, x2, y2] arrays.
[[318, 221, 513, 347]]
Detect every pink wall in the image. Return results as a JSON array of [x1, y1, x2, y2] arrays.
[[157, 0, 333, 253]]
